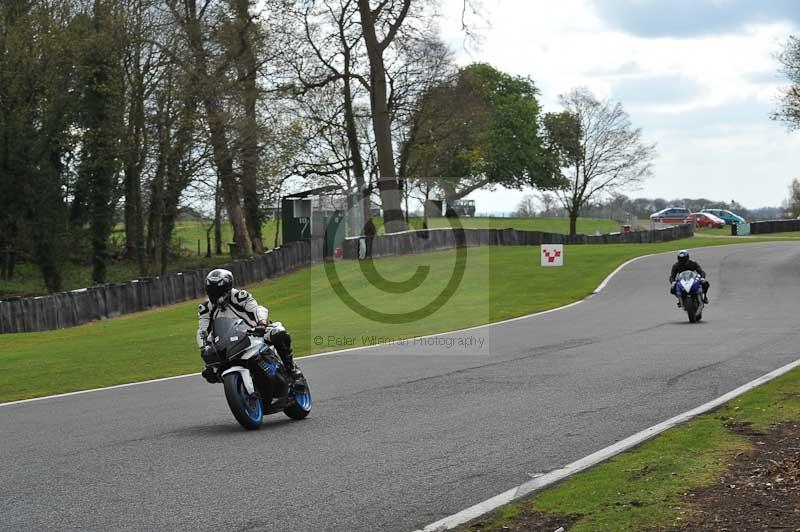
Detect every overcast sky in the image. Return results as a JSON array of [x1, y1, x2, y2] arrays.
[[437, 0, 800, 213]]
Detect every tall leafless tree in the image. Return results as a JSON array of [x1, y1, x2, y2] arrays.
[[545, 88, 656, 236], [121, 0, 166, 274], [775, 35, 800, 128]]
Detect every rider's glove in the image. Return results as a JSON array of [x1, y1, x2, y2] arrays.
[[252, 325, 267, 338], [201, 367, 219, 383]]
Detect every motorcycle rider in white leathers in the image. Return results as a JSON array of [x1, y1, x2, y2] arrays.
[[197, 269, 301, 384]]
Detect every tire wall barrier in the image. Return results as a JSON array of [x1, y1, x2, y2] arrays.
[[342, 224, 694, 260], [746, 219, 800, 235], [0, 240, 323, 334]]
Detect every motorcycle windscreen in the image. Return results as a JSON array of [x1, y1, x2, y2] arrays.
[[677, 270, 700, 294], [210, 318, 252, 359]]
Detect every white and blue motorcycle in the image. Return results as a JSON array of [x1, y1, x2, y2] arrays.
[[201, 318, 311, 430], [675, 270, 705, 323]]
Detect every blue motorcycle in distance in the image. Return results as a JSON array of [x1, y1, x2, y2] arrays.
[[675, 270, 705, 323]]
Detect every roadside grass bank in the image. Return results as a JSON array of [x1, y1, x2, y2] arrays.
[[455, 365, 800, 532], [0, 236, 795, 403]]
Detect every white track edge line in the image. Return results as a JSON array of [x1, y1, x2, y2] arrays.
[[0, 373, 200, 407], [0, 250, 683, 408], [412, 357, 800, 532]]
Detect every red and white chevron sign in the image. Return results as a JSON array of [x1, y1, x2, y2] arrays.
[[541, 244, 564, 267]]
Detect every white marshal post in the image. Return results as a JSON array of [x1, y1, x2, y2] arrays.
[[541, 244, 564, 267]]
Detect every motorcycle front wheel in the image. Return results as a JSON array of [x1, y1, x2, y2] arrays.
[[223, 373, 263, 430], [684, 296, 697, 323]]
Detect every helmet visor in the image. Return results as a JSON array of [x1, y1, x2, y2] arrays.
[[206, 283, 230, 301]]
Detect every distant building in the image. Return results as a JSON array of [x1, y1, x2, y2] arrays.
[[447, 199, 476, 217]]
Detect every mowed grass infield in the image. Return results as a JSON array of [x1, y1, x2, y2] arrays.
[[0, 235, 798, 403]]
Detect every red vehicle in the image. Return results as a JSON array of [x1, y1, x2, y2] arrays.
[[685, 212, 725, 228]]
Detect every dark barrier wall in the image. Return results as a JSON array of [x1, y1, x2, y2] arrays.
[[0, 239, 324, 334], [1, 226, 692, 334], [744, 219, 800, 235], [342, 225, 694, 260]]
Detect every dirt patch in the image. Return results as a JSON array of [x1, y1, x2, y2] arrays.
[[463, 508, 580, 532], [670, 422, 800, 531]]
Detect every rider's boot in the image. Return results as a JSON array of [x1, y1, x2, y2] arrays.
[[676, 298, 682, 308], [280, 350, 304, 385], [703, 293, 709, 304]]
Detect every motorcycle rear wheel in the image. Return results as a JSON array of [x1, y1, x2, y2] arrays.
[[284, 380, 312, 420]]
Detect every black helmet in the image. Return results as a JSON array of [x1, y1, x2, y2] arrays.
[[205, 269, 233, 306], [677, 250, 689, 264]]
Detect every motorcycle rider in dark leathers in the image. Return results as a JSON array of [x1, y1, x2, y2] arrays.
[[197, 269, 302, 384], [669, 250, 710, 307]]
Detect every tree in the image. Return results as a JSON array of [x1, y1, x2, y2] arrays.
[[357, 0, 411, 232], [402, 63, 559, 205], [537, 191, 557, 216], [514, 195, 537, 217], [285, 0, 374, 233], [544, 88, 656, 236], [284, 0, 452, 235], [78, 0, 125, 285], [223, 0, 266, 253], [774, 35, 800, 128], [120, 0, 164, 274], [788, 178, 800, 217], [167, 0, 253, 258], [0, 0, 80, 291]]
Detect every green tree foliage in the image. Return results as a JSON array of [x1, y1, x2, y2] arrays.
[[76, 1, 125, 284], [0, 1, 80, 291], [402, 63, 560, 203]]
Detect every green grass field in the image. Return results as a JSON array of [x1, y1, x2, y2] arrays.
[[459, 362, 800, 532], [1, 235, 792, 403], [0, 216, 621, 299], [171, 219, 283, 253], [174, 216, 624, 250], [373, 216, 622, 235]]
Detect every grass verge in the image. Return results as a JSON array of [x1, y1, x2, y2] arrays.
[[457, 365, 800, 532], [0, 235, 796, 403]]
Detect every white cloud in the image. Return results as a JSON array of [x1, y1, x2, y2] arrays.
[[438, 0, 800, 210]]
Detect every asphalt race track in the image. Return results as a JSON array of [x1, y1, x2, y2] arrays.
[[2, 242, 800, 532]]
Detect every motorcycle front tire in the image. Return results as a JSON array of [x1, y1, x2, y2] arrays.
[[223, 372, 264, 430], [684, 296, 697, 323]]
